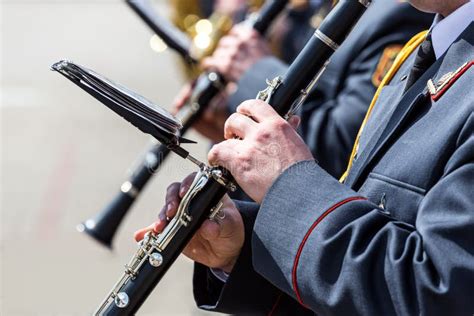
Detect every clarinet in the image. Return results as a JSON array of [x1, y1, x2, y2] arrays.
[[126, 0, 198, 66], [95, 0, 371, 314], [78, 0, 289, 248]]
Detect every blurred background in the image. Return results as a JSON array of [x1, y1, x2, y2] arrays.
[[1, 0, 219, 314]]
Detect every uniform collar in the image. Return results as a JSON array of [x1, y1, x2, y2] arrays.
[[430, 0, 474, 59]]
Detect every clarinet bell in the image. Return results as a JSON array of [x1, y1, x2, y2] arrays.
[[77, 188, 136, 249]]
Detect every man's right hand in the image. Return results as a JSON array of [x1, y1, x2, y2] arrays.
[[134, 173, 245, 273]]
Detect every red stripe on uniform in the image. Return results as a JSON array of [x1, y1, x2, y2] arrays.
[[432, 60, 473, 101], [291, 196, 367, 306]]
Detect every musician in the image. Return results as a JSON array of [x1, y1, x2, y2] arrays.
[[136, 0, 474, 314], [175, 0, 433, 178]]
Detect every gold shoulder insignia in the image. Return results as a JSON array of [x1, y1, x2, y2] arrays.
[[372, 45, 403, 87]]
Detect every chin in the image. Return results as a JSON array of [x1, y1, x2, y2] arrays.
[[406, 0, 439, 14]]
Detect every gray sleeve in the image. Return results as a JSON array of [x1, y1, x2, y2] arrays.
[[227, 57, 289, 113], [252, 120, 474, 315]]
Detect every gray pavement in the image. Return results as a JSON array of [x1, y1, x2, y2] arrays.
[[1, 1, 219, 314]]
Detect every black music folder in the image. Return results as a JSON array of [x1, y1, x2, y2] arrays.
[[51, 60, 194, 153]]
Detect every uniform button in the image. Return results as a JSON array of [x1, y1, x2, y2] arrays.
[[378, 193, 389, 214]]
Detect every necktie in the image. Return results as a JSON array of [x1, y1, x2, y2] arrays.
[[404, 34, 436, 92]]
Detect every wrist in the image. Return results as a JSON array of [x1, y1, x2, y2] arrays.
[[220, 256, 238, 274]]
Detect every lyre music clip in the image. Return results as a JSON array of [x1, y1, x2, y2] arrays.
[[51, 60, 196, 159]]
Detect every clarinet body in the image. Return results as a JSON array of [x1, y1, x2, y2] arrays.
[[80, 0, 289, 248], [96, 0, 371, 314]]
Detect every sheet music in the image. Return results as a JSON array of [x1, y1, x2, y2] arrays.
[[51, 60, 183, 141]]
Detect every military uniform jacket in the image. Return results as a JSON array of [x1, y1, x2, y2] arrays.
[[193, 21, 474, 316], [227, 0, 432, 177]]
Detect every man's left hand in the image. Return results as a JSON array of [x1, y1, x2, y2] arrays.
[[208, 100, 314, 203]]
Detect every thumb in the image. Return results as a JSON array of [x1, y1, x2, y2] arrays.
[[288, 115, 301, 130]]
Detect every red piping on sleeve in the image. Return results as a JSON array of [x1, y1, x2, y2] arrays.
[[291, 196, 367, 307]]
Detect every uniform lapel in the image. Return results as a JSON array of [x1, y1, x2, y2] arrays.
[[348, 23, 474, 189], [347, 63, 439, 188]]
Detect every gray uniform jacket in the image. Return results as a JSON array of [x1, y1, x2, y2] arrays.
[[227, 0, 432, 178], [193, 19, 474, 316]]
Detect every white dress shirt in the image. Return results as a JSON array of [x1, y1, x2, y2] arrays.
[[431, 0, 474, 59]]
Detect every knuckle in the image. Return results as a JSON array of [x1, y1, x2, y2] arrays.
[[208, 145, 220, 162], [167, 182, 180, 194], [272, 118, 289, 131], [255, 128, 271, 142], [226, 113, 239, 126], [238, 100, 254, 110], [238, 150, 253, 169]]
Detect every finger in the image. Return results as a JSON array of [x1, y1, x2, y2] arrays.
[[208, 140, 241, 168], [199, 219, 221, 241], [201, 57, 217, 71], [236, 99, 279, 122], [217, 36, 239, 49], [224, 113, 258, 139], [156, 206, 168, 232], [134, 223, 155, 242], [202, 57, 229, 76], [179, 172, 197, 198], [230, 24, 251, 37], [172, 84, 192, 113], [288, 115, 301, 130], [165, 182, 181, 218]]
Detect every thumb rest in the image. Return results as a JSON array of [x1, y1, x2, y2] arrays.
[[95, 166, 235, 314]]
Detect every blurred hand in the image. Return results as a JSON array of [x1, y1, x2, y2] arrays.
[[134, 173, 244, 273], [208, 100, 313, 203], [171, 82, 234, 142], [214, 0, 247, 17], [202, 24, 271, 82]]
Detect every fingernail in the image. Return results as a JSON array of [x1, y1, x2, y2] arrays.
[[180, 186, 188, 196]]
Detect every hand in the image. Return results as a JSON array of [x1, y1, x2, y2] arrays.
[[171, 82, 233, 142], [202, 24, 271, 82], [214, 0, 247, 17], [208, 100, 314, 203], [134, 173, 245, 273]]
